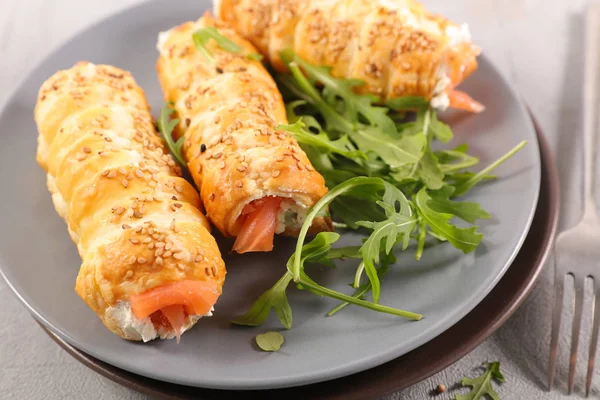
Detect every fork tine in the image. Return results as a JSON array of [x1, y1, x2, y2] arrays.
[[586, 278, 600, 397], [548, 260, 565, 390], [569, 275, 586, 394]]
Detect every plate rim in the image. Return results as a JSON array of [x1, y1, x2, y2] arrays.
[[0, 0, 542, 390], [35, 111, 557, 400]]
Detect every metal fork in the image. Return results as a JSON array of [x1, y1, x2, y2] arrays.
[[548, 3, 600, 396]]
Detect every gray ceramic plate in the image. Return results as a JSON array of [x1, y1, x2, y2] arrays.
[[0, 0, 540, 391]]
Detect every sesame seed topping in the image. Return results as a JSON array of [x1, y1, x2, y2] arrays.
[[163, 251, 173, 258], [148, 243, 155, 249], [118, 167, 127, 175], [107, 171, 117, 179], [276, 155, 285, 162], [208, 193, 215, 201], [236, 165, 247, 172], [105, 137, 113, 142], [219, 161, 226, 169], [143, 237, 152, 243], [155, 248, 164, 257], [101, 170, 110, 177], [194, 255, 203, 263], [175, 185, 183, 193], [234, 180, 243, 188], [133, 211, 143, 218], [129, 238, 140, 244], [122, 224, 132, 229], [214, 115, 221, 124], [272, 170, 281, 178], [155, 242, 165, 248], [75, 153, 86, 161], [82, 147, 91, 153], [135, 169, 144, 178], [212, 152, 223, 159], [173, 252, 185, 260], [165, 243, 172, 251], [125, 270, 134, 279], [121, 179, 129, 188], [155, 257, 164, 266], [137, 257, 147, 264], [128, 256, 137, 265], [135, 226, 142, 233], [174, 203, 182, 208]]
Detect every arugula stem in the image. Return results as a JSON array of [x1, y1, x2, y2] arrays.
[[352, 261, 365, 288], [291, 177, 384, 281], [454, 141, 527, 197], [299, 276, 421, 320]]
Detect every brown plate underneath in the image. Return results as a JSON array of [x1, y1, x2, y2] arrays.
[[38, 113, 558, 400]]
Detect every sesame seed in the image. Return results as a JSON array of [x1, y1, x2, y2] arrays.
[[121, 179, 129, 188], [272, 170, 281, 178], [219, 161, 226, 169], [137, 257, 147, 264], [214, 115, 221, 124], [205, 267, 212, 276], [173, 252, 185, 260], [139, 205, 146, 214], [107, 171, 117, 179], [135, 226, 142, 233], [148, 228, 154, 235], [128, 256, 137, 265], [105, 137, 113, 142], [212, 152, 223, 159], [292, 154, 301, 161], [165, 242, 172, 251], [155, 257, 164, 266], [212, 266, 218, 276], [209, 193, 215, 201], [135, 169, 144, 178], [276, 155, 285, 162], [118, 167, 127, 175], [143, 237, 152, 243], [82, 146, 91, 153], [234, 180, 243, 188], [148, 243, 155, 249], [155, 248, 164, 257], [194, 255, 203, 263], [156, 242, 165, 248], [236, 165, 247, 172], [125, 270, 134, 279], [163, 251, 173, 258], [114, 207, 125, 215], [306, 165, 315, 171], [129, 238, 140, 244], [133, 211, 143, 218], [75, 153, 86, 161], [122, 224, 132, 229], [174, 203, 182, 208], [101, 170, 110, 177], [175, 185, 183, 193]]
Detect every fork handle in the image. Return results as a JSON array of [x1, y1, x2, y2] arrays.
[[583, 3, 600, 220]]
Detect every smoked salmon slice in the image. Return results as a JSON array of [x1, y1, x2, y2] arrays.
[[447, 89, 485, 113], [130, 280, 220, 322], [233, 197, 283, 254], [160, 304, 186, 343]]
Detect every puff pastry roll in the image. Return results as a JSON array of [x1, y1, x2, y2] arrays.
[[156, 13, 332, 254], [214, 0, 483, 112], [34, 62, 226, 342]]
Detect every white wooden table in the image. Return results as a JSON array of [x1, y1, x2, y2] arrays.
[[0, 0, 594, 398]]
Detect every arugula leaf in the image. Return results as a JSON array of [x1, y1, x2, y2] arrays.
[[414, 188, 484, 253], [327, 252, 396, 316], [428, 188, 492, 224], [350, 126, 425, 169], [355, 184, 416, 302], [386, 96, 429, 111], [277, 119, 366, 161], [157, 102, 187, 168], [429, 111, 453, 143], [192, 27, 263, 63], [455, 361, 505, 400], [255, 332, 284, 352], [287, 232, 341, 271], [281, 49, 398, 136], [230, 272, 293, 329]]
